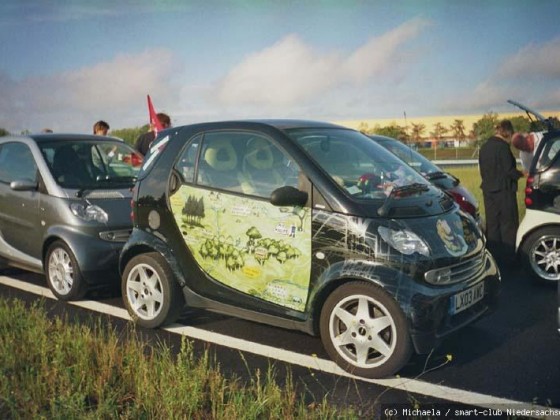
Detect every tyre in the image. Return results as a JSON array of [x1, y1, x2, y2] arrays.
[[319, 281, 412, 378], [45, 240, 87, 301], [122, 252, 184, 328], [520, 227, 560, 284]]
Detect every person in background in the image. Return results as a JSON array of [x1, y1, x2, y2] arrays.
[[479, 120, 524, 267], [134, 112, 171, 156], [512, 131, 544, 174], [93, 120, 110, 136]]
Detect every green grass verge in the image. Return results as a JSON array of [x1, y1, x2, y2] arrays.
[[0, 298, 357, 419]]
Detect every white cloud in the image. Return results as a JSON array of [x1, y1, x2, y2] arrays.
[[496, 37, 560, 80], [457, 37, 560, 114], [215, 18, 430, 109], [0, 49, 181, 133]]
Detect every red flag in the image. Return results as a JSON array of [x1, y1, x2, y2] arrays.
[[147, 94, 163, 136]]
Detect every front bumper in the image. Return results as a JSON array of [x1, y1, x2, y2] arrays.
[[406, 250, 501, 354]]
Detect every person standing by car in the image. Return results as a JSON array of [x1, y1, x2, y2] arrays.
[[134, 113, 171, 156], [93, 120, 110, 136], [512, 131, 543, 174], [479, 120, 524, 267]]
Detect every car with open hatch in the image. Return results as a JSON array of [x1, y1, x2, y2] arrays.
[[120, 120, 500, 378], [368, 135, 480, 223], [0, 133, 142, 300], [511, 100, 560, 284]]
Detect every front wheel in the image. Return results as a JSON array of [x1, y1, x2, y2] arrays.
[[45, 240, 87, 301], [122, 252, 184, 328], [320, 281, 412, 378], [520, 227, 560, 284]]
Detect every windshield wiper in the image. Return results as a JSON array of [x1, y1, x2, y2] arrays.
[[391, 183, 430, 195], [377, 183, 430, 216], [425, 171, 448, 180]]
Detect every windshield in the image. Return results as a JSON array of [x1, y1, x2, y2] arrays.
[[287, 128, 430, 201], [372, 136, 442, 176], [40, 140, 142, 189]]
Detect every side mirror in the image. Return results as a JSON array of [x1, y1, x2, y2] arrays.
[[270, 186, 308, 207], [10, 179, 38, 191]]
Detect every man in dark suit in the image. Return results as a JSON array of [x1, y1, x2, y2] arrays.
[[479, 120, 524, 266], [134, 113, 171, 156]]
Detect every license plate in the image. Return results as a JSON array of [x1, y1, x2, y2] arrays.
[[450, 281, 485, 315]]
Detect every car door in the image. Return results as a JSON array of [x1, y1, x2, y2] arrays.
[[0, 142, 42, 263], [169, 130, 312, 312]]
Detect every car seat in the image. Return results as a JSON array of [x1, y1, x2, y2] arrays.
[[239, 137, 284, 197], [198, 139, 242, 192], [52, 145, 93, 185]]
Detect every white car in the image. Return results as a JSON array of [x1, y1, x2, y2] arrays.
[[512, 100, 560, 283]]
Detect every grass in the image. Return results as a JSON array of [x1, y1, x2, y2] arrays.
[[0, 298, 357, 419], [445, 165, 526, 221]]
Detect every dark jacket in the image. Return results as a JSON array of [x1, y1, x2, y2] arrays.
[[134, 131, 156, 156], [479, 136, 523, 193]]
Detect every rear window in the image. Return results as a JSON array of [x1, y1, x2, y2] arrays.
[[535, 134, 560, 171]]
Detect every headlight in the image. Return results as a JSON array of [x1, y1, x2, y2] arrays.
[[70, 203, 108, 223], [378, 226, 429, 257]]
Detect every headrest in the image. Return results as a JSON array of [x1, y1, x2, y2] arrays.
[[245, 138, 273, 170], [204, 140, 237, 171], [53, 145, 79, 168]]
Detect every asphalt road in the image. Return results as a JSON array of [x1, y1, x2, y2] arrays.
[[1, 264, 559, 417]]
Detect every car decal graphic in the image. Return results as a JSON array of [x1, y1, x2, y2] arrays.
[[436, 219, 468, 256], [170, 186, 312, 311]]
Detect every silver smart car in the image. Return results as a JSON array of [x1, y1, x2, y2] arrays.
[[0, 133, 142, 300]]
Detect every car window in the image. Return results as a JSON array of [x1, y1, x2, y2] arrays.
[[0, 142, 37, 183], [174, 135, 202, 184], [195, 131, 301, 198]]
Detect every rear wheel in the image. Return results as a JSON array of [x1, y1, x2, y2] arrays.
[[45, 241, 87, 300], [122, 252, 184, 328], [520, 227, 560, 284], [320, 281, 412, 378]]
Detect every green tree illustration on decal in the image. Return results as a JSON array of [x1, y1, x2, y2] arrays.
[[246, 226, 263, 251], [182, 195, 206, 226]]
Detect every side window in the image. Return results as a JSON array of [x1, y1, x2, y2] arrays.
[[175, 134, 202, 184], [0, 143, 37, 183], [196, 131, 301, 198]]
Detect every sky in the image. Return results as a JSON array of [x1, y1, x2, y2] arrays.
[[1, 0, 560, 134]]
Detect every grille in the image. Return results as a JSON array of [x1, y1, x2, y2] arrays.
[[424, 251, 488, 285]]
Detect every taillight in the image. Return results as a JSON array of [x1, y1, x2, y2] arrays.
[[525, 177, 534, 207], [131, 154, 143, 167], [449, 190, 477, 217], [130, 185, 137, 223]]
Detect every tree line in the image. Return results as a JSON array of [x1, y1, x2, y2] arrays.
[[358, 113, 558, 147], [1, 114, 558, 147]]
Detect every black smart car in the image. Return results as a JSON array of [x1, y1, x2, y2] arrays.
[[120, 120, 500, 378]]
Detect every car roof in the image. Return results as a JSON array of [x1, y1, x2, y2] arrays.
[[0, 133, 124, 144], [170, 119, 348, 133]]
